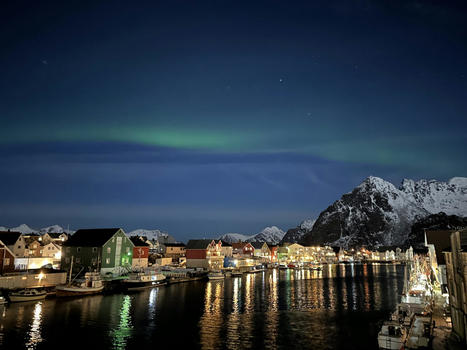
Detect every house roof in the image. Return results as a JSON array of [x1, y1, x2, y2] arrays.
[[220, 240, 232, 247], [186, 239, 216, 249], [231, 242, 252, 249], [0, 231, 22, 245], [250, 241, 265, 249], [64, 228, 122, 247], [425, 230, 454, 265], [47, 232, 67, 239], [129, 236, 150, 247], [164, 242, 186, 247], [25, 237, 42, 246]]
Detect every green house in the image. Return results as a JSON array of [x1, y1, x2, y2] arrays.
[[61, 228, 134, 275]]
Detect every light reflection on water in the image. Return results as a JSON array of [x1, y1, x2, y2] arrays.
[[26, 302, 43, 350], [0, 263, 404, 350], [110, 295, 133, 350]]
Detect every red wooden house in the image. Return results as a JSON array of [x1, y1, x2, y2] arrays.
[[0, 241, 16, 274], [231, 242, 254, 257]]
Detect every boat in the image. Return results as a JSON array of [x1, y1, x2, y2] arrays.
[[9, 289, 47, 302], [287, 263, 297, 269], [56, 272, 104, 297], [207, 271, 225, 280], [122, 271, 166, 291], [377, 321, 407, 349]]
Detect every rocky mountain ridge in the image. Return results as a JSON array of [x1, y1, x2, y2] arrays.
[[300, 176, 467, 248]]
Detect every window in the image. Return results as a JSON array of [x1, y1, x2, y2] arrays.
[[66, 247, 70, 253], [105, 258, 110, 264], [107, 247, 111, 254], [92, 247, 97, 252], [18, 246, 21, 249], [65, 257, 70, 263], [4, 258, 9, 265], [77, 247, 81, 252], [126, 247, 130, 253]]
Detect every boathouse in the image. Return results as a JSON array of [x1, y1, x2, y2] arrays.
[[61, 228, 134, 275]]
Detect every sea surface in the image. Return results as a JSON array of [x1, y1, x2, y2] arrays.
[[0, 263, 404, 350]]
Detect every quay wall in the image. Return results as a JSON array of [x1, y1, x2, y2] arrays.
[[0, 272, 67, 290]]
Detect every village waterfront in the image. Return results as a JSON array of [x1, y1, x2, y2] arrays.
[[0, 263, 404, 350]]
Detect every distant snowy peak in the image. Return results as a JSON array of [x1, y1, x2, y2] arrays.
[[218, 233, 252, 243], [249, 226, 285, 244], [218, 226, 285, 244], [0, 224, 74, 234], [127, 228, 175, 243], [11, 224, 37, 234], [40, 225, 74, 234]]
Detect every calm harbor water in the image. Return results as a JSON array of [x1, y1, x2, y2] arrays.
[[0, 263, 404, 350]]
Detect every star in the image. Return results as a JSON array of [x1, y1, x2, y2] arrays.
[[279, 78, 284, 83]]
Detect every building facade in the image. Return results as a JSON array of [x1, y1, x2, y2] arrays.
[[61, 228, 134, 275], [186, 239, 224, 270], [444, 229, 467, 345]]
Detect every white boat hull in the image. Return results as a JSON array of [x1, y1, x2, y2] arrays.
[[9, 293, 47, 302], [56, 285, 104, 297]]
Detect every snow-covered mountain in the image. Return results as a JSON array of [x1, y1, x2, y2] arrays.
[[40, 225, 74, 234], [248, 226, 285, 243], [126, 228, 175, 243], [281, 219, 316, 244], [0, 224, 74, 234], [11, 224, 38, 234], [219, 226, 285, 244], [301, 176, 467, 248]]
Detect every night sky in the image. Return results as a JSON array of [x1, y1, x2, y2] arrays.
[[1, 1, 467, 241]]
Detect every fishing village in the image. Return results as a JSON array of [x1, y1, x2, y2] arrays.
[[0, 227, 466, 349]]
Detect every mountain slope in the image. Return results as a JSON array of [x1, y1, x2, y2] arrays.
[[126, 228, 176, 243], [301, 176, 467, 248], [219, 226, 285, 244], [281, 219, 316, 244]]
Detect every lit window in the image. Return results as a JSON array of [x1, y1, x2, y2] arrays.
[[4, 258, 10, 265], [105, 258, 110, 264], [126, 247, 129, 253], [107, 247, 111, 254]]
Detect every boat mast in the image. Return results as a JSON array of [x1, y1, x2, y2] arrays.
[[68, 255, 74, 285]]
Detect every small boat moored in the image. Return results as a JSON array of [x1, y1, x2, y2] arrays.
[[9, 289, 47, 303], [56, 272, 104, 297], [377, 321, 407, 350], [123, 271, 166, 291], [207, 271, 225, 280]]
